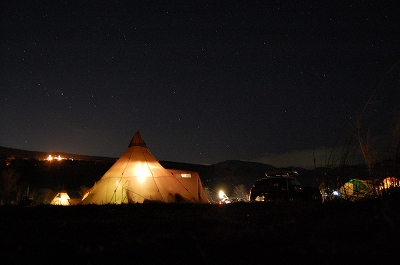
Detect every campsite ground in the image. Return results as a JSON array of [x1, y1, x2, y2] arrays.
[[1, 194, 400, 264]]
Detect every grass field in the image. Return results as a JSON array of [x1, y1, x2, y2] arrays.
[[1, 195, 400, 264]]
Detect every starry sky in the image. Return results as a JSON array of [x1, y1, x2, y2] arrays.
[[1, 1, 400, 168]]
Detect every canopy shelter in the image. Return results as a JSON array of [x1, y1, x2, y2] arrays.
[[81, 131, 209, 204]]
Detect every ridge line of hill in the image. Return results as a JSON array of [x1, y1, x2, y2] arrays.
[[0, 146, 117, 163]]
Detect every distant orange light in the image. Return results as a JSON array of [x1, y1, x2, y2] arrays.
[[46, 154, 65, 161], [381, 176, 399, 189]]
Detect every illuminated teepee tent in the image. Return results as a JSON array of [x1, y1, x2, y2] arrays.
[[81, 131, 209, 204], [50, 189, 71, 206]]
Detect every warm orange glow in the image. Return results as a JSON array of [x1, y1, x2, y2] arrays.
[[219, 190, 226, 199], [381, 176, 399, 190], [132, 162, 153, 183], [51, 192, 71, 205], [46, 154, 66, 161], [82, 188, 92, 201], [59, 193, 69, 205]]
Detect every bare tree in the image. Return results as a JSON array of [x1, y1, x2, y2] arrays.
[[203, 187, 216, 203], [233, 184, 249, 202], [0, 168, 20, 205], [356, 127, 376, 176], [34, 188, 56, 205]]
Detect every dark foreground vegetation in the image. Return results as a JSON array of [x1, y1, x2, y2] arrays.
[[1, 194, 400, 264]]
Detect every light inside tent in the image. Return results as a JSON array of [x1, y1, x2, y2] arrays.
[[133, 162, 153, 183], [59, 193, 69, 205], [52, 193, 70, 205], [115, 180, 120, 188]]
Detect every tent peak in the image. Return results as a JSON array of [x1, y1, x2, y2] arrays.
[[129, 131, 147, 147]]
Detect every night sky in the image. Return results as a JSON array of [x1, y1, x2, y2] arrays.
[[1, 1, 399, 168]]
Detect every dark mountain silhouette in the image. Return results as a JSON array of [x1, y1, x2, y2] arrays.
[[0, 146, 117, 162], [0, 146, 318, 200]]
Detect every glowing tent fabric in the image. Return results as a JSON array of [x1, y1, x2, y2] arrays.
[[81, 131, 209, 204], [50, 189, 71, 205], [167, 169, 209, 203], [339, 179, 371, 200]]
